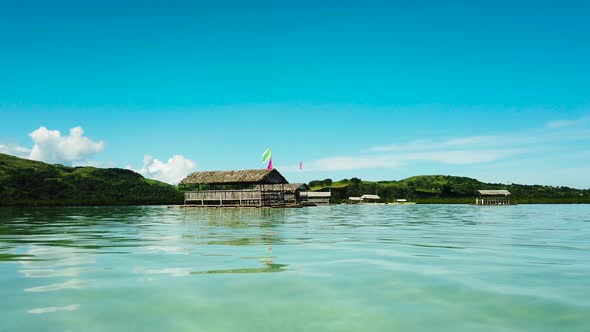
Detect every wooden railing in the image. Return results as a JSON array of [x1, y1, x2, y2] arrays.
[[185, 190, 262, 201], [185, 189, 287, 206]]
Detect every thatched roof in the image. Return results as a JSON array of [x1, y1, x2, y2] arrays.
[[180, 169, 288, 185], [301, 191, 332, 198], [254, 183, 309, 193], [477, 190, 511, 196]]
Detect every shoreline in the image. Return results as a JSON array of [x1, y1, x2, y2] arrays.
[[2, 202, 590, 208]]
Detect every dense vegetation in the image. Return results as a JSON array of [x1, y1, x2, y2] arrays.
[[0, 153, 183, 206], [1, 152, 588, 206], [309, 175, 590, 204]]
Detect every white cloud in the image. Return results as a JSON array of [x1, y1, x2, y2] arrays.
[[545, 115, 590, 128], [71, 160, 102, 168], [284, 155, 404, 172], [28, 126, 104, 165], [404, 149, 524, 164], [370, 136, 499, 153], [546, 119, 580, 128], [285, 148, 522, 172], [133, 155, 196, 184], [0, 143, 31, 158], [372, 119, 590, 154], [293, 120, 590, 172]]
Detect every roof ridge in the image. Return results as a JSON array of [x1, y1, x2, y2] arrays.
[[180, 169, 288, 185]]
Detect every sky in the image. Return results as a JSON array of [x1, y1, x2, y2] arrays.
[[1, 0, 589, 187]]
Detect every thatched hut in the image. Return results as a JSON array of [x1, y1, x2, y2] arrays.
[[361, 194, 381, 203], [349, 197, 362, 204], [299, 191, 331, 205], [180, 169, 289, 207], [476, 190, 511, 205]]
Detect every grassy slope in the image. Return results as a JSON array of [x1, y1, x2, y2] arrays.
[[0, 153, 183, 206], [310, 175, 590, 204]]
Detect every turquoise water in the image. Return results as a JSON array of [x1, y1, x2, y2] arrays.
[[0, 205, 589, 331]]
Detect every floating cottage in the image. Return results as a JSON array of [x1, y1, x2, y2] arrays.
[[388, 198, 416, 205], [349, 195, 381, 204], [179, 169, 289, 207], [360, 194, 381, 203], [348, 197, 362, 204], [476, 190, 511, 205]]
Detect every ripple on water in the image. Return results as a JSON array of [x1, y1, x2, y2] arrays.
[[0, 204, 589, 332]]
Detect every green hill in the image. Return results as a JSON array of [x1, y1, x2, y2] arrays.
[[2, 152, 587, 206], [0, 153, 183, 206], [309, 175, 590, 204]]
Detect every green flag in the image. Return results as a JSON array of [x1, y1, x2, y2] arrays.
[[262, 148, 272, 162]]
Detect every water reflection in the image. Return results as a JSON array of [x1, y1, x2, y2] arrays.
[[0, 253, 35, 261], [20, 267, 87, 278], [24, 279, 87, 292], [134, 267, 194, 277], [191, 263, 288, 275], [182, 206, 287, 227], [1, 205, 589, 331], [19, 245, 96, 269], [28, 304, 79, 314]]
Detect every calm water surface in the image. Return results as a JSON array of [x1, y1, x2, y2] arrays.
[[0, 205, 589, 331]]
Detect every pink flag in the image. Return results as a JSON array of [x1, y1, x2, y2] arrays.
[[266, 157, 273, 170], [299, 161, 302, 170]]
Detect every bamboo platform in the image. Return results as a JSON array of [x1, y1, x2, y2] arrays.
[[168, 204, 303, 209]]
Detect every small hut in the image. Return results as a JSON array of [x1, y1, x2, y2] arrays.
[[349, 197, 362, 204], [180, 169, 289, 207], [361, 194, 381, 203], [299, 191, 331, 205], [476, 190, 511, 205]]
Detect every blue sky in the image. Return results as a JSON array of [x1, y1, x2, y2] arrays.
[[1, 1, 589, 187]]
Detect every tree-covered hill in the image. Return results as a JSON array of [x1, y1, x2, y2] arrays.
[[309, 175, 590, 204], [0, 153, 183, 206], [2, 152, 587, 206]]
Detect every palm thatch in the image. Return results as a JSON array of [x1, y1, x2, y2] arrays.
[[179, 169, 288, 185]]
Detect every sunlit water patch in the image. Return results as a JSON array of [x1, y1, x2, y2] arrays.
[[0, 205, 589, 331]]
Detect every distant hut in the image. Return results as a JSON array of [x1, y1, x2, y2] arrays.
[[476, 190, 511, 205], [179, 169, 288, 207], [361, 194, 381, 203], [348, 197, 362, 204], [299, 191, 331, 205]]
